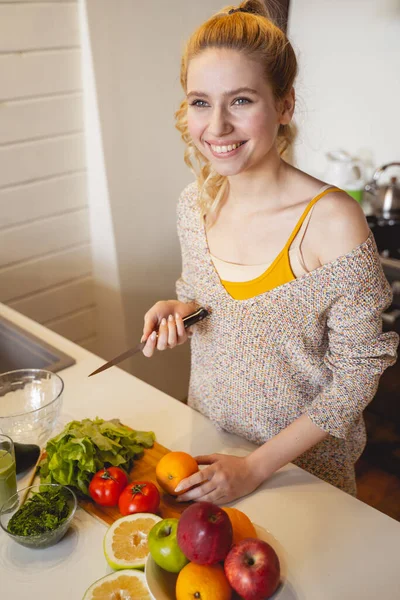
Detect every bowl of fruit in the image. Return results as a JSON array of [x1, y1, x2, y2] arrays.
[[81, 450, 288, 600], [145, 502, 287, 600]]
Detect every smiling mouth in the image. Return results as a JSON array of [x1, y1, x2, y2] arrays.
[[205, 141, 247, 155]]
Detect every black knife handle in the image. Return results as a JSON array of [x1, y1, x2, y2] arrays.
[[182, 307, 210, 329]]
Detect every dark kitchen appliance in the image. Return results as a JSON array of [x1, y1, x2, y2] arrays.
[[365, 215, 400, 426], [367, 215, 400, 260], [365, 162, 400, 260], [364, 162, 400, 221]]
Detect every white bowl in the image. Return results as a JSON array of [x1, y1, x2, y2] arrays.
[[145, 524, 289, 600]]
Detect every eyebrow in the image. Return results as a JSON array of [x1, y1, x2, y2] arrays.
[[187, 87, 259, 99]]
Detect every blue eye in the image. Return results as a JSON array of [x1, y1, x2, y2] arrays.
[[189, 97, 252, 108], [234, 97, 251, 105], [190, 100, 209, 108]]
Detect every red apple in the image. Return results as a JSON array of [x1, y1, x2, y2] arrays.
[[177, 501, 233, 565], [224, 538, 281, 600]]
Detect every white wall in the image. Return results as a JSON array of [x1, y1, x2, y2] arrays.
[[288, 0, 400, 180], [83, 0, 223, 400], [81, 1, 400, 398], [78, 0, 128, 361], [0, 0, 99, 353]]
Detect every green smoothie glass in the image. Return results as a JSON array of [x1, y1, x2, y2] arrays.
[[0, 434, 17, 510]]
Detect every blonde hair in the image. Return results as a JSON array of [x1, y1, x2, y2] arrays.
[[175, 0, 298, 218]]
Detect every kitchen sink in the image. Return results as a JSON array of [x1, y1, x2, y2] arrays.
[[0, 316, 75, 374]]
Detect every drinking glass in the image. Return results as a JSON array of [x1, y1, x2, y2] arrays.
[[0, 434, 17, 510]]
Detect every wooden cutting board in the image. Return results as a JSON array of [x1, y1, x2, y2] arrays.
[[31, 441, 191, 527], [80, 441, 192, 526]]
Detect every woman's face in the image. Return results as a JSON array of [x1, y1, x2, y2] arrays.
[[186, 48, 291, 177]]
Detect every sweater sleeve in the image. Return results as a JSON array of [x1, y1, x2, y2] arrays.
[[306, 247, 399, 439], [175, 182, 199, 305]]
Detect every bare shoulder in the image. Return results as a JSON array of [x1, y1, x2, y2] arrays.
[[310, 189, 371, 266]]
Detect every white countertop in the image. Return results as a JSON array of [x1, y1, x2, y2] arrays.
[[1, 303, 399, 599]]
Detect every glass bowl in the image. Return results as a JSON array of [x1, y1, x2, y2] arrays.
[[0, 483, 77, 549], [0, 369, 64, 446]]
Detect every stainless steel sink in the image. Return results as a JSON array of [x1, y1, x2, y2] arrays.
[[0, 316, 75, 374]]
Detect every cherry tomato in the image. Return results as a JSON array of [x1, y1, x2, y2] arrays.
[[118, 481, 160, 516], [89, 467, 128, 506]]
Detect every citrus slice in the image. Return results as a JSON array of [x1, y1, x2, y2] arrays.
[[83, 569, 151, 599], [104, 512, 162, 570]]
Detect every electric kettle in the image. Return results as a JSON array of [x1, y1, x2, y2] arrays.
[[325, 150, 366, 202], [364, 162, 400, 220]]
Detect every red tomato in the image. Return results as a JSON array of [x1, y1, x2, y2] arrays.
[[118, 481, 160, 516], [88, 467, 128, 506]]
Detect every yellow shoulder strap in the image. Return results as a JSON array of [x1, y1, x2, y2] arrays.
[[284, 186, 342, 249]]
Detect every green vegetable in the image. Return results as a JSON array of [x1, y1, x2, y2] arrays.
[[39, 418, 155, 496], [8, 487, 70, 536]]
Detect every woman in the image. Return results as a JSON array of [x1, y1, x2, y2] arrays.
[[141, 1, 398, 503]]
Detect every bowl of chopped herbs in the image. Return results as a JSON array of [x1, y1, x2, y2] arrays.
[[0, 483, 77, 548]]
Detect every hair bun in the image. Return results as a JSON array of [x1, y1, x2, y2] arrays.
[[238, 0, 269, 18]]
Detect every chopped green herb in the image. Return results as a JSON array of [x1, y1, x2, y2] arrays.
[[8, 487, 70, 536]]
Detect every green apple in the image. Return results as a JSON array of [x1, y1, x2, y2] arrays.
[[148, 518, 189, 573]]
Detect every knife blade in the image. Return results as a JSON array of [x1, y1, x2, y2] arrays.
[[88, 307, 210, 377]]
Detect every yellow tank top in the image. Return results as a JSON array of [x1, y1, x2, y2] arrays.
[[220, 186, 341, 300]]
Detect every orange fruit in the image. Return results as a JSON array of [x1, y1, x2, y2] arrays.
[[176, 562, 232, 600], [222, 507, 257, 545], [155, 451, 199, 496]]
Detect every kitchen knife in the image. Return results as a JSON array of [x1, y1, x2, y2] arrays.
[[88, 307, 210, 377]]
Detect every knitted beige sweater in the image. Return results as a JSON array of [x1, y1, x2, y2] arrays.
[[176, 182, 399, 495]]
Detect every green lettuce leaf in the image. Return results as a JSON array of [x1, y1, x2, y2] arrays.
[[39, 418, 155, 497]]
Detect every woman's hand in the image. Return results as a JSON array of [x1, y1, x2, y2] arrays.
[[175, 454, 264, 505], [141, 300, 197, 358], [174, 415, 330, 504]]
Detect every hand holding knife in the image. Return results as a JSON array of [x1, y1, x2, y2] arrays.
[[88, 307, 210, 377]]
